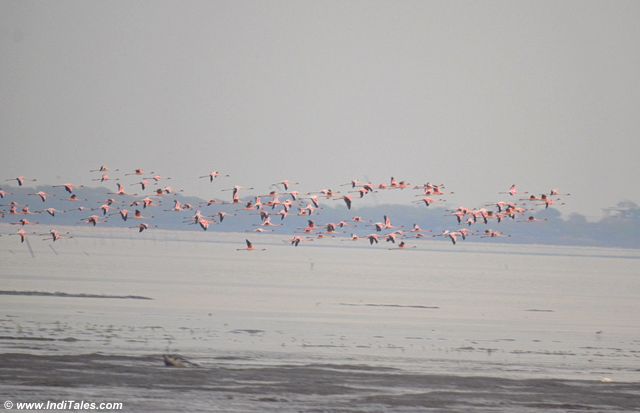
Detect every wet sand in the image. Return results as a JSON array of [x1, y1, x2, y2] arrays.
[[2, 352, 638, 412]]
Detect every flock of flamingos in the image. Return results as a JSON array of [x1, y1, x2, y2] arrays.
[[0, 166, 569, 251]]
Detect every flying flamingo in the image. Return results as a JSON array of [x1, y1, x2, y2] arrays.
[[86, 215, 101, 226], [45, 208, 60, 217], [273, 180, 299, 191], [413, 196, 446, 207], [17, 228, 28, 243], [145, 175, 171, 182], [237, 239, 266, 251], [134, 209, 152, 220], [93, 174, 116, 182], [90, 165, 117, 172], [12, 218, 38, 226], [28, 191, 48, 202], [42, 229, 71, 242], [341, 179, 361, 188], [390, 241, 416, 250], [222, 185, 254, 203], [132, 180, 149, 191], [434, 230, 460, 245], [6, 176, 36, 186], [481, 229, 510, 238], [218, 211, 234, 223], [524, 216, 547, 223], [53, 183, 84, 193], [500, 184, 526, 197], [199, 171, 229, 182], [125, 168, 148, 176]]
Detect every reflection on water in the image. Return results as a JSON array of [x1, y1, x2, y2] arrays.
[[1, 231, 639, 411]]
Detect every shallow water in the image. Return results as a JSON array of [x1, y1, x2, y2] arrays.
[[1, 230, 639, 411]]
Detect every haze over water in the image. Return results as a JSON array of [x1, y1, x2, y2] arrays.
[[2, 231, 639, 411]]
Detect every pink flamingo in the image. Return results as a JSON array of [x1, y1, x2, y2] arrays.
[[200, 171, 229, 182], [53, 183, 84, 194], [237, 239, 266, 251]]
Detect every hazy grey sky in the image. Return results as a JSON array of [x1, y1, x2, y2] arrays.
[[1, 0, 639, 219]]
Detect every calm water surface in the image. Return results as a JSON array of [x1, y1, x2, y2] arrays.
[[1, 229, 639, 411]]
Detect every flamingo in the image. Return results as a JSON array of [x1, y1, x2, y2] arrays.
[[492, 201, 516, 213], [274, 180, 299, 191], [257, 217, 280, 227], [134, 209, 151, 220], [132, 180, 149, 191], [500, 184, 526, 197], [45, 208, 59, 217], [115, 183, 127, 195], [414, 197, 445, 207], [341, 179, 360, 188], [146, 175, 171, 182], [200, 171, 229, 182], [374, 215, 400, 231], [481, 229, 510, 238], [125, 168, 148, 176], [93, 173, 115, 182], [53, 183, 84, 194], [390, 241, 416, 250], [13, 218, 38, 226], [98, 204, 110, 215], [435, 230, 459, 245], [276, 209, 289, 220], [307, 188, 333, 198], [550, 189, 571, 196], [90, 165, 116, 172], [17, 228, 28, 243], [27, 191, 48, 202], [222, 185, 254, 200], [541, 198, 565, 209], [351, 188, 369, 198], [301, 220, 316, 233], [198, 218, 211, 230], [237, 239, 266, 251], [252, 228, 272, 233], [524, 216, 547, 223], [86, 215, 100, 226], [43, 229, 71, 242], [6, 176, 36, 186], [307, 195, 320, 208]]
